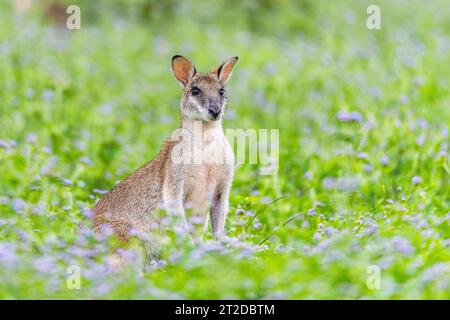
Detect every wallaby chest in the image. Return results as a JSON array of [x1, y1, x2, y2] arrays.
[[182, 132, 233, 210]]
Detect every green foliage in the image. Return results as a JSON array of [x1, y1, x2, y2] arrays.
[[0, 0, 449, 299]]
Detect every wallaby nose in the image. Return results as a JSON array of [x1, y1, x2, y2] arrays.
[[208, 106, 221, 119]]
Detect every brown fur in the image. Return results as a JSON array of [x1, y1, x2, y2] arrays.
[[91, 56, 238, 258]]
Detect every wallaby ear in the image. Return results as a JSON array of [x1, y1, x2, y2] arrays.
[[212, 56, 238, 83], [171, 55, 196, 87]]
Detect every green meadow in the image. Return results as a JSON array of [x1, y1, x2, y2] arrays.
[[0, 0, 449, 299]]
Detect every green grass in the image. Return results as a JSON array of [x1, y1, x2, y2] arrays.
[[0, 0, 449, 299]]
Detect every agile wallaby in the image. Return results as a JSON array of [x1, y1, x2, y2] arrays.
[[91, 55, 238, 259]]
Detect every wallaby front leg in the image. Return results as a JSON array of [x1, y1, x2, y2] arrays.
[[210, 190, 229, 239], [163, 180, 188, 233]]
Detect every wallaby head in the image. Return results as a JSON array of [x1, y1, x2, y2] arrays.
[[171, 55, 238, 123]]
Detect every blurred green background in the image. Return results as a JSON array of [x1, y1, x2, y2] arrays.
[[0, 0, 449, 299]]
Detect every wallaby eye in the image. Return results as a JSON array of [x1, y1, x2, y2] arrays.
[[219, 88, 225, 96], [191, 86, 201, 96]]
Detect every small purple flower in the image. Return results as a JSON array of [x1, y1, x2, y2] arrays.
[[25, 87, 35, 99], [12, 198, 26, 213], [42, 146, 52, 154], [322, 177, 336, 190], [370, 87, 381, 98], [0, 140, 11, 151], [304, 171, 313, 180], [34, 256, 56, 273], [392, 236, 414, 255], [245, 210, 255, 217], [416, 135, 425, 146], [365, 224, 378, 236], [381, 155, 390, 166], [32, 205, 44, 215], [26, 133, 37, 144], [421, 263, 450, 283], [357, 152, 369, 159], [95, 224, 114, 241], [61, 178, 73, 186], [74, 140, 86, 151], [94, 283, 111, 296], [324, 227, 335, 236], [438, 150, 448, 158], [337, 111, 363, 123], [412, 176, 422, 185], [80, 156, 93, 166], [313, 232, 321, 241], [307, 208, 317, 217], [190, 215, 205, 226], [417, 118, 428, 130], [260, 196, 272, 204], [252, 219, 262, 229], [81, 207, 93, 219], [99, 103, 113, 115], [413, 77, 424, 86], [42, 89, 55, 101], [93, 189, 108, 195], [399, 95, 409, 104], [0, 196, 9, 205], [0, 243, 18, 268]]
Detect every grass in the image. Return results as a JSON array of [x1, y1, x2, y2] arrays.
[[0, 0, 449, 299]]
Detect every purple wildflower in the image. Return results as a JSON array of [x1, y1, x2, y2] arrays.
[[25, 88, 35, 99], [61, 178, 73, 186], [81, 207, 93, 219], [0, 140, 12, 152], [399, 95, 409, 104], [412, 176, 422, 185], [26, 133, 37, 144], [381, 155, 390, 166], [392, 236, 414, 255], [42, 89, 55, 101], [99, 103, 113, 115], [357, 152, 369, 159], [0, 196, 9, 205], [421, 263, 450, 283], [304, 171, 313, 180], [0, 243, 18, 268], [337, 111, 363, 123], [370, 86, 381, 98], [417, 118, 428, 130], [93, 189, 108, 195], [253, 219, 262, 229], [34, 256, 56, 273], [260, 196, 272, 204], [322, 177, 336, 190], [12, 198, 26, 213]]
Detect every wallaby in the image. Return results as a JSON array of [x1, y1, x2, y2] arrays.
[[91, 55, 238, 261]]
